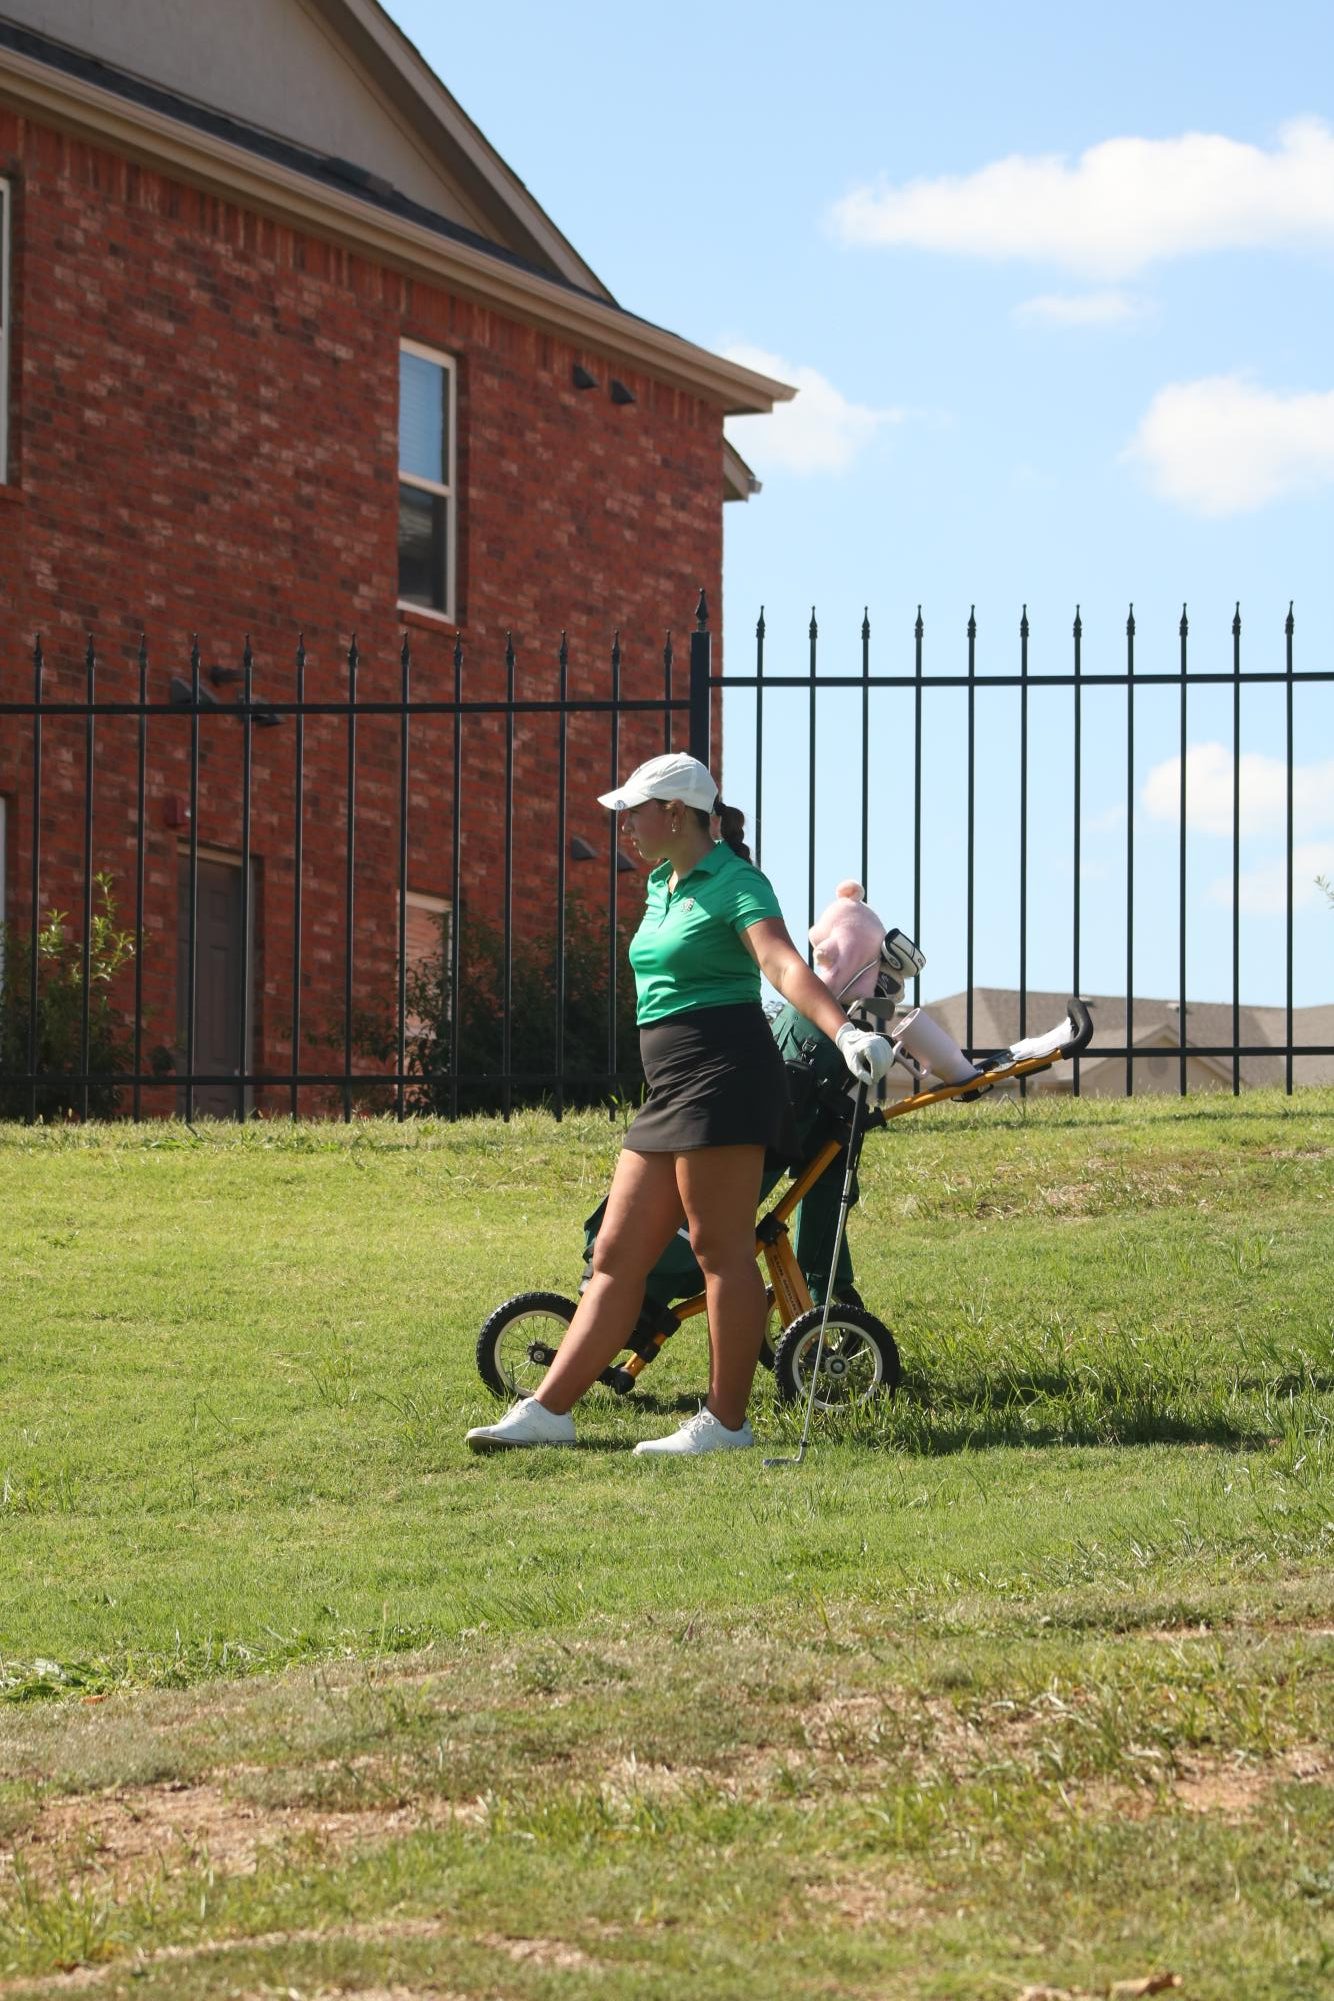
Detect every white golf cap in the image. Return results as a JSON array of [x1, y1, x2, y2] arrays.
[[597, 752, 720, 815]]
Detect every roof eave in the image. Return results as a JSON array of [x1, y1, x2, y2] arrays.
[[0, 41, 797, 413]]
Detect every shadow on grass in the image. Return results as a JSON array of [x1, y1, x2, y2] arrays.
[[895, 1363, 1334, 1403], [867, 1405, 1272, 1457], [749, 1357, 1332, 1456]]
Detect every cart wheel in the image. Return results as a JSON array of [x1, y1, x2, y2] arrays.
[[476, 1292, 577, 1399], [772, 1304, 900, 1409]]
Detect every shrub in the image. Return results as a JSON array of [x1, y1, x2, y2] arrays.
[[315, 895, 642, 1118], [408, 895, 642, 1116], [0, 875, 136, 1119]]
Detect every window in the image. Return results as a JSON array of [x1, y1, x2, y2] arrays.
[[398, 890, 451, 1034], [0, 178, 11, 484], [397, 341, 456, 620]]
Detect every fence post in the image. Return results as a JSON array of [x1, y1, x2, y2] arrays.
[[688, 588, 711, 768]]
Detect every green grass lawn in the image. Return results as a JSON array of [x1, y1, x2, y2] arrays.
[[1, 1091, 1332, 1999]]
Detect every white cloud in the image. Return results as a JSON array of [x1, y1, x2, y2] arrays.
[[1012, 291, 1149, 328], [830, 118, 1334, 279], [1123, 375, 1334, 515], [722, 344, 902, 475], [1207, 843, 1334, 915], [1142, 744, 1334, 837]]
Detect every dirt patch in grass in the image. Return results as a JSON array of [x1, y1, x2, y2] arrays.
[[0, 1914, 604, 1997], [7, 1777, 465, 1894], [1082, 1739, 1329, 1824], [477, 1931, 599, 1971], [803, 1866, 931, 1931], [0, 1916, 480, 1995]]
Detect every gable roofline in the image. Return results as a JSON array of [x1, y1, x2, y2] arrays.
[[307, 0, 611, 300], [0, 20, 796, 414]]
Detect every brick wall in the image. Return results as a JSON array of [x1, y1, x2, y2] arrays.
[[0, 110, 724, 1110]]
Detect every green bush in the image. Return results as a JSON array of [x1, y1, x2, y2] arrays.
[[0, 874, 136, 1119], [316, 896, 642, 1118], [411, 896, 642, 1116]]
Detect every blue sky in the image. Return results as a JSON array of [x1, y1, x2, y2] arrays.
[[387, 0, 1333, 1008]]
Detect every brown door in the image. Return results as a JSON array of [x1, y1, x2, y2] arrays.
[[177, 856, 251, 1119]]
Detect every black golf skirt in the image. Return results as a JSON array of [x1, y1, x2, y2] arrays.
[[624, 1002, 799, 1159]]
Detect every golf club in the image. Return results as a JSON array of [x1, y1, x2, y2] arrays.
[[764, 1078, 869, 1469]]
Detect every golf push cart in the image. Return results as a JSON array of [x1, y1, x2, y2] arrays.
[[477, 925, 1093, 1415]]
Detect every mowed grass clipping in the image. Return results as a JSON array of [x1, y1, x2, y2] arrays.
[[0, 1089, 1331, 1999]]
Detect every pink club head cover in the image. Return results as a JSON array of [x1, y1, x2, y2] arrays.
[[808, 881, 887, 1001]]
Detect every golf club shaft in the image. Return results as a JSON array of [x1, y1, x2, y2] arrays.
[[766, 1080, 868, 1467]]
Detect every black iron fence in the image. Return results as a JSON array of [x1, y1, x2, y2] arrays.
[[709, 601, 1333, 1098], [0, 608, 707, 1122], [1, 597, 1331, 1120]]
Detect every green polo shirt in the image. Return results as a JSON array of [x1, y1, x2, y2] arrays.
[[628, 841, 784, 1025]]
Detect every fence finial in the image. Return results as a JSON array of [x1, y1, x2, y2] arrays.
[[694, 588, 709, 630], [1073, 605, 1082, 639], [967, 605, 976, 641], [1126, 603, 1135, 639], [756, 605, 765, 640], [862, 606, 870, 642], [1020, 604, 1029, 641], [915, 605, 924, 641], [1180, 603, 1188, 638], [1232, 601, 1242, 638], [1285, 600, 1295, 637]]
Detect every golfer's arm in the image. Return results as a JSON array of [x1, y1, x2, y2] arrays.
[[741, 920, 850, 1044]]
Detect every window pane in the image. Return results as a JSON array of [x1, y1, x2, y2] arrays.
[[399, 351, 447, 484], [398, 483, 448, 610]]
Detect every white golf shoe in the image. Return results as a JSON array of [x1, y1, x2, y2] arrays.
[[632, 1408, 754, 1457], [466, 1397, 576, 1453]]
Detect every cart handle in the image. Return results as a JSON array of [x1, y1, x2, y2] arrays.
[[1060, 996, 1094, 1059]]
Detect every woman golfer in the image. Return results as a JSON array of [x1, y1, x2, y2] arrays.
[[466, 753, 891, 1457]]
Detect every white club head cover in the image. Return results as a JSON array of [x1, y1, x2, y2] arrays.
[[1002, 1019, 1074, 1066]]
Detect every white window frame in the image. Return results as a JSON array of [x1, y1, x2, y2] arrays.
[[0, 178, 11, 485], [396, 339, 457, 624], [397, 888, 453, 1030]]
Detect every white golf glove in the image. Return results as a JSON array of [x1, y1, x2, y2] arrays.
[[835, 1023, 893, 1085]]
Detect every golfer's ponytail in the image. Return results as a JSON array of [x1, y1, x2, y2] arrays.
[[716, 800, 752, 862], [688, 798, 753, 860]]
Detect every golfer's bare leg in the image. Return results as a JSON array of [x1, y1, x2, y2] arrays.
[[677, 1145, 767, 1432], [534, 1148, 684, 1416]]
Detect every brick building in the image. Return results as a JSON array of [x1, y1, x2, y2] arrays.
[[0, 1, 790, 1112]]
